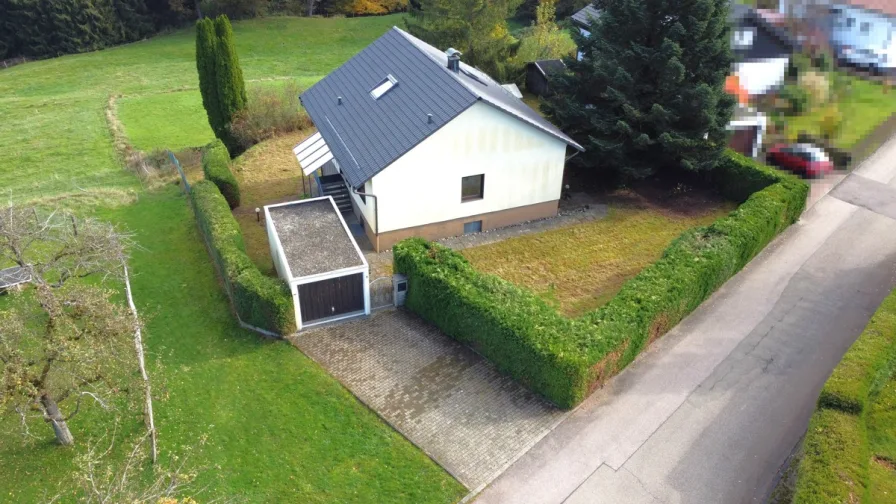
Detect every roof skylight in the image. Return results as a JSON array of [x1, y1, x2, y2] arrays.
[[370, 74, 398, 100]]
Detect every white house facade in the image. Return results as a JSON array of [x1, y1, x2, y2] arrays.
[[295, 27, 583, 252], [349, 101, 568, 249]]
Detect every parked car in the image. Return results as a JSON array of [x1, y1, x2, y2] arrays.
[[766, 143, 834, 178]]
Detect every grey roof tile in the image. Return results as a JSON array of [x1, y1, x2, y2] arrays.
[[571, 4, 601, 29], [301, 26, 582, 188]]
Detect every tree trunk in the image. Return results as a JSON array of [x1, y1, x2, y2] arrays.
[[41, 394, 74, 446]]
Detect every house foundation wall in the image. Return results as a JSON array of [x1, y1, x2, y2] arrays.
[[362, 200, 559, 252]]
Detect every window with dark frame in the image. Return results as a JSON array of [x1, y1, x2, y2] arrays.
[[461, 174, 484, 202]]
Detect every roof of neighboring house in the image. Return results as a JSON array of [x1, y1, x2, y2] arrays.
[[841, 0, 896, 18], [571, 4, 602, 30], [301, 27, 583, 188], [730, 3, 797, 58], [529, 59, 567, 78]]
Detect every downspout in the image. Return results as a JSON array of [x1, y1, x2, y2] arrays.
[[351, 188, 379, 250]]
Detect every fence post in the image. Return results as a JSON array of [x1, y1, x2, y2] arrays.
[[168, 150, 190, 194]]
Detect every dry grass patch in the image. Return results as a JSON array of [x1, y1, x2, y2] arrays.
[[462, 188, 734, 317], [232, 131, 315, 209]]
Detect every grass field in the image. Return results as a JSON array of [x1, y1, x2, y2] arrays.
[[0, 15, 468, 503], [0, 188, 464, 503], [462, 189, 734, 316], [0, 15, 400, 203]]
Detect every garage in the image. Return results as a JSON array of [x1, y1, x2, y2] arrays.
[[265, 197, 370, 330]]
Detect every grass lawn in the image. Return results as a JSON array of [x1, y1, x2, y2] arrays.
[[784, 74, 896, 150], [462, 189, 734, 316], [868, 372, 896, 503], [0, 15, 401, 203], [0, 187, 465, 503]]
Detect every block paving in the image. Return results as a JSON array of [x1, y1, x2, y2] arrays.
[[290, 309, 566, 490]]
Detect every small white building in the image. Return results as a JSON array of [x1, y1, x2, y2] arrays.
[[294, 27, 584, 252], [265, 197, 370, 330]]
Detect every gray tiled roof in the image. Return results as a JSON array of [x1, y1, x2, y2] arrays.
[[533, 59, 566, 77], [301, 27, 583, 188], [571, 4, 601, 29]]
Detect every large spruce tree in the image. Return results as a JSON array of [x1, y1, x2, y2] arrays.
[[544, 0, 735, 181]]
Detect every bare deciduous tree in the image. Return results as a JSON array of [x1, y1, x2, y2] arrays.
[[0, 204, 137, 446]]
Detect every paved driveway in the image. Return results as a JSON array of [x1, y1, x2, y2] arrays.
[[289, 309, 566, 490], [475, 136, 896, 504]]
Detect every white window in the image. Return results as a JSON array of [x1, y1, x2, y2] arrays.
[[370, 75, 397, 100], [861, 22, 871, 34], [733, 28, 756, 49]]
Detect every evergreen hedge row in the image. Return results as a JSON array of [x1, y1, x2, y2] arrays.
[[394, 152, 808, 408], [792, 289, 896, 503], [191, 180, 295, 335], [202, 140, 241, 209]]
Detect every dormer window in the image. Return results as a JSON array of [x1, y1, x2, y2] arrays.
[[732, 28, 756, 49], [370, 74, 397, 100]]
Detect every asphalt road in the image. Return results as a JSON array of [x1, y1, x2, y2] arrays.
[[474, 136, 896, 504]]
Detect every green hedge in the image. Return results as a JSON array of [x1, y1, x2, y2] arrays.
[[191, 180, 295, 334], [817, 292, 896, 415], [793, 409, 869, 504], [394, 152, 808, 408], [202, 139, 241, 209]]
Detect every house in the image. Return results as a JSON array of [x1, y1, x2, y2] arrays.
[[294, 27, 584, 252], [730, 4, 797, 96], [778, 1, 896, 72], [526, 59, 566, 97], [570, 3, 601, 38], [570, 4, 601, 60]]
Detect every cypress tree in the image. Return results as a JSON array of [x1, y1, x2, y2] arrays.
[[196, 17, 224, 144], [544, 0, 735, 181], [212, 14, 247, 156]]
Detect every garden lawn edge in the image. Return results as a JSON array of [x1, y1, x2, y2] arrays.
[[394, 152, 808, 409]]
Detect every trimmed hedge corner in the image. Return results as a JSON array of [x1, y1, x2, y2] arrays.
[[793, 409, 869, 504], [191, 180, 295, 334], [202, 139, 241, 209], [394, 152, 808, 408], [792, 289, 896, 504], [817, 292, 896, 415]]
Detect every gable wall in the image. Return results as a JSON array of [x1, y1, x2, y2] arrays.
[[369, 101, 568, 235]]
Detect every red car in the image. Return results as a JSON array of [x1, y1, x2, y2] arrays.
[[766, 143, 834, 178]]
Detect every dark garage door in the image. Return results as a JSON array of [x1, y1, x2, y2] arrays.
[[728, 126, 758, 157], [298, 273, 365, 324]]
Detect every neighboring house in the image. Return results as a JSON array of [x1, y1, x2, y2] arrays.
[[526, 59, 566, 96], [294, 27, 584, 252], [570, 4, 601, 60], [730, 3, 797, 96], [778, 0, 896, 72]]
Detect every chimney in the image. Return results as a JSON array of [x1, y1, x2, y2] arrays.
[[446, 48, 462, 73]]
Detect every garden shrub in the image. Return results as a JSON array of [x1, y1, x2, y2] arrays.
[[394, 152, 808, 408], [191, 180, 295, 334], [230, 81, 312, 151], [202, 139, 241, 209], [779, 83, 811, 115]]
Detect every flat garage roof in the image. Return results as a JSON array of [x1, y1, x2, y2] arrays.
[[267, 199, 366, 279]]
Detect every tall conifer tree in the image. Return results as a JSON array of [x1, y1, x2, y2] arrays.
[[213, 14, 247, 156], [544, 0, 735, 181]]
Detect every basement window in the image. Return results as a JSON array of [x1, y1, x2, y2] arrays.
[[370, 74, 398, 100]]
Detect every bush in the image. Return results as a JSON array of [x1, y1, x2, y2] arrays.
[[191, 180, 295, 334], [778, 83, 811, 116], [817, 292, 896, 415], [230, 81, 312, 151], [202, 139, 241, 209], [793, 409, 868, 504], [395, 152, 808, 408]]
